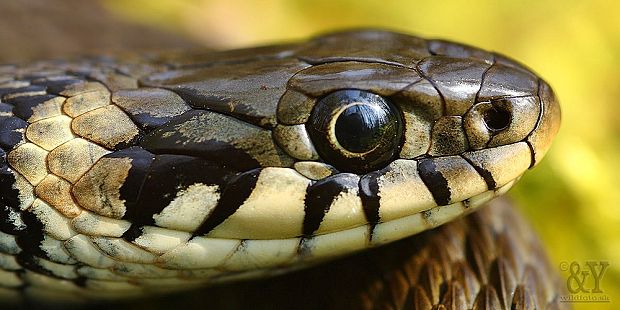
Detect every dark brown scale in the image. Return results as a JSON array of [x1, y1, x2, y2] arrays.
[[112, 88, 192, 131], [427, 40, 495, 63], [141, 58, 309, 129], [417, 56, 491, 116], [140, 110, 288, 172]]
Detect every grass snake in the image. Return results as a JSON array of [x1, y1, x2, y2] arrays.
[[0, 30, 562, 309]]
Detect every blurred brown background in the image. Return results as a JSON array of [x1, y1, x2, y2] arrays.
[[0, 0, 618, 309], [0, 0, 193, 62]]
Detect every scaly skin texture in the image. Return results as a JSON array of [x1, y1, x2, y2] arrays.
[[107, 198, 565, 310], [0, 30, 561, 308]]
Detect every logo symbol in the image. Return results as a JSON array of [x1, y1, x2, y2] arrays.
[[559, 261, 610, 303]]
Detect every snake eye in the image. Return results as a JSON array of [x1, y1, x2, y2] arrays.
[[307, 90, 404, 174]]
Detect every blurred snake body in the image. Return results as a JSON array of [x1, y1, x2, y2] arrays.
[[0, 30, 560, 306]]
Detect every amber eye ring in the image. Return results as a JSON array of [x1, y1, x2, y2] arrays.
[[306, 89, 404, 174]]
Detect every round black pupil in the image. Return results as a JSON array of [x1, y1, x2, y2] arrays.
[[335, 103, 389, 153]]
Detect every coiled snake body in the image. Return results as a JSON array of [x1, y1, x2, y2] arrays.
[[0, 30, 561, 309]]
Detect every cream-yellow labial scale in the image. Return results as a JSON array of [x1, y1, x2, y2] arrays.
[[315, 190, 366, 234], [376, 160, 435, 222], [131, 226, 191, 255], [7, 143, 48, 186], [91, 237, 156, 264], [303, 225, 370, 260], [421, 201, 466, 227], [152, 183, 220, 232], [156, 237, 240, 269], [221, 239, 300, 271], [25, 115, 74, 151], [431, 155, 487, 204], [462, 142, 532, 187], [47, 138, 110, 184], [71, 211, 131, 238], [370, 212, 429, 246], [71, 105, 140, 149], [207, 168, 310, 239]]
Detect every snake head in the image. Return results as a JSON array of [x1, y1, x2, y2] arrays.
[[136, 30, 561, 271], [0, 30, 560, 287], [272, 30, 561, 245]]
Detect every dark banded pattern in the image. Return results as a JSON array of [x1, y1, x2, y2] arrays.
[[417, 158, 451, 206], [303, 174, 358, 237], [193, 169, 261, 237]]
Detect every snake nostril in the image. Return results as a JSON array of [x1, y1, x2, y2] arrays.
[[483, 106, 511, 132]]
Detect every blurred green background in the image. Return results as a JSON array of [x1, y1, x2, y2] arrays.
[[54, 0, 620, 308]]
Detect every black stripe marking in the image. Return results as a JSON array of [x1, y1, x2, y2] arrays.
[[15, 210, 46, 259], [417, 158, 451, 206], [122, 153, 234, 228], [111, 147, 155, 219], [359, 169, 386, 238], [193, 168, 261, 236], [0, 165, 25, 234], [302, 173, 359, 237], [140, 110, 265, 172], [121, 225, 143, 242], [461, 155, 496, 190]]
